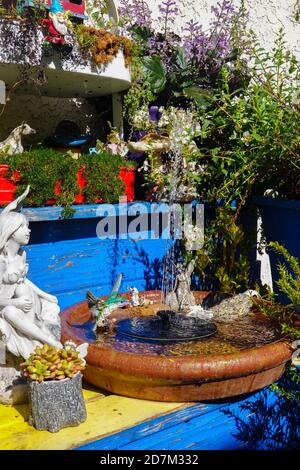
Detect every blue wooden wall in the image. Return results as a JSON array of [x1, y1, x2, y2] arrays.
[[22, 204, 171, 309]]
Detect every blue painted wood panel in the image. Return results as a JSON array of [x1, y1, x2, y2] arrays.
[[25, 236, 169, 309], [75, 389, 287, 450], [20, 205, 172, 309]]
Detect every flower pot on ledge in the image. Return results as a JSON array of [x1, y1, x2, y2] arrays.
[[0, 165, 135, 206], [0, 164, 20, 204]]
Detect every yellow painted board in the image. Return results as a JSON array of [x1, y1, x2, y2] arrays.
[[0, 387, 186, 450]]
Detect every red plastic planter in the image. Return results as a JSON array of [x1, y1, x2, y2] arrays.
[[119, 167, 135, 203], [0, 166, 135, 206], [0, 165, 20, 205]]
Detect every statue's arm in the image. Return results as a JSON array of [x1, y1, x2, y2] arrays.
[[24, 279, 58, 304], [0, 260, 20, 308]]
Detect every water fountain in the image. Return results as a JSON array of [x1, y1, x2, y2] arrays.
[[61, 275, 292, 402], [61, 108, 292, 402]]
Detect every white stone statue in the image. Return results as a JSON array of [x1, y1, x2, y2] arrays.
[[0, 122, 36, 156], [128, 287, 140, 307], [0, 186, 62, 359]]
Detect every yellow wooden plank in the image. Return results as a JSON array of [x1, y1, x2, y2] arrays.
[[0, 387, 185, 450]]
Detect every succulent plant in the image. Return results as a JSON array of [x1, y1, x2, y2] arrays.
[[20, 343, 86, 382]]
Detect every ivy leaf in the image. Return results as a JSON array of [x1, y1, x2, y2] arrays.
[[142, 55, 166, 94]]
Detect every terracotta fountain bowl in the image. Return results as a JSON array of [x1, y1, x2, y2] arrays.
[[61, 291, 292, 402]]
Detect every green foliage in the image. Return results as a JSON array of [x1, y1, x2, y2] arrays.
[[20, 343, 85, 382], [270, 365, 300, 402], [0, 148, 135, 217], [84, 0, 117, 30], [252, 295, 300, 341], [198, 31, 300, 205], [73, 24, 97, 50], [269, 241, 300, 309], [123, 54, 154, 124], [186, 207, 250, 294], [142, 55, 167, 95], [80, 151, 134, 204], [1, 148, 78, 212]]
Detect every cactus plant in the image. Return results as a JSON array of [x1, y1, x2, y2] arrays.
[[20, 343, 86, 382]]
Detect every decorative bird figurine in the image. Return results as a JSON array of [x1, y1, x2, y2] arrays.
[[86, 274, 127, 330], [86, 290, 104, 320]]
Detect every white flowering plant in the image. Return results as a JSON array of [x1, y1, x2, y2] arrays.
[[132, 106, 203, 200]]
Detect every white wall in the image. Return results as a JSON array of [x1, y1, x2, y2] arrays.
[[1, 0, 300, 142], [116, 0, 300, 56]]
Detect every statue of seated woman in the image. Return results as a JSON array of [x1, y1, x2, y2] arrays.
[[0, 187, 62, 359]]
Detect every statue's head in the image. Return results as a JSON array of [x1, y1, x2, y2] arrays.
[[0, 186, 30, 252], [0, 212, 29, 252]]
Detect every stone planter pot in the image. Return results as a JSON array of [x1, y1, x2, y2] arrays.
[[28, 372, 87, 432]]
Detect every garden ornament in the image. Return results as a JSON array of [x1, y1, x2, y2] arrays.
[[0, 186, 62, 359], [165, 260, 196, 312], [128, 287, 140, 307], [86, 274, 126, 330], [42, 0, 73, 48], [0, 122, 36, 156]]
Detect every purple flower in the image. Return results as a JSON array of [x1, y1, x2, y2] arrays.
[[157, 0, 179, 37], [181, 0, 246, 79], [119, 0, 152, 31]]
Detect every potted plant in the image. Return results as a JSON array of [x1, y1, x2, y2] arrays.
[[21, 342, 87, 433], [0, 148, 136, 214]]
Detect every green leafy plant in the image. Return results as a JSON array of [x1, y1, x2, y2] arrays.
[[270, 365, 300, 402], [252, 241, 300, 341], [80, 151, 135, 204], [1, 148, 78, 211], [0, 148, 136, 217], [21, 343, 85, 382], [197, 30, 300, 207], [269, 241, 300, 310], [186, 206, 250, 294]]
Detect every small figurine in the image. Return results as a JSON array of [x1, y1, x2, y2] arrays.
[[139, 295, 154, 307], [0, 122, 36, 156], [128, 287, 140, 307], [165, 260, 196, 312], [87, 274, 126, 331], [0, 187, 62, 359], [41, 0, 73, 50]]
